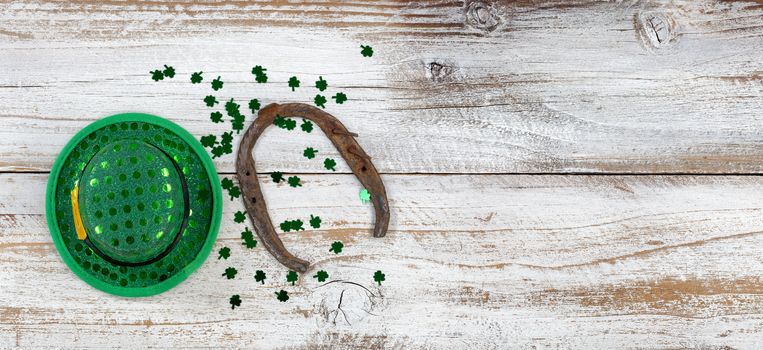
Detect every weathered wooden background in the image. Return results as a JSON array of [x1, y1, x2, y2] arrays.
[[2, 0, 763, 348]]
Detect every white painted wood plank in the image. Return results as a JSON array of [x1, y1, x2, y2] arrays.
[[2, 174, 763, 348], [1, 0, 763, 173]]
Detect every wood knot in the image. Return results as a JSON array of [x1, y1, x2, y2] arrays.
[[465, 1, 501, 33], [426, 60, 455, 83], [634, 11, 677, 51]]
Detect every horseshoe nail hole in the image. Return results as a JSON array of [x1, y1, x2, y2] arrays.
[[361, 165, 367, 172], [245, 171, 251, 176], [251, 197, 257, 204]]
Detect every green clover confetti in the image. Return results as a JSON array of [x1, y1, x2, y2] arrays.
[[211, 76, 224, 91], [218, 247, 231, 260], [228, 186, 241, 200], [274, 115, 286, 128], [190, 71, 203, 84], [324, 158, 337, 171], [254, 270, 267, 284], [221, 178, 234, 190], [315, 76, 328, 91], [284, 119, 297, 131], [223, 267, 238, 279], [314, 94, 327, 108], [301, 120, 313, 133], [252, 65, 268, 83], [286, 271, 298, 285], [248, 98, 261, 113], [271, 171, 285, 183], [275, 290, 289, 302], [360, 188, 371, 204], [230, 295, 241, 309], [329, 241, 343, 254], [210, 111, 223, 123], [162, 65, 175, 78], [361, 45, 374, 57], [373, 270, 386, 285], [200, 135, 217, 148], [241, 227, 257, 248], [309, 214, 321, 229], [204, 95, 218, 107], [332, 92, 347, 104], [287, 176, 302, 187], [221, 131, 234, 146], [150, 70, 164, 81], [288, 76, 300, 91], [313, 270, 329, 282], [234, 211, 246, 223], [303, 147, 318, 159]]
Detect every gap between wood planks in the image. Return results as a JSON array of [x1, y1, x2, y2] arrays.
[[8, 170, 763, 176]]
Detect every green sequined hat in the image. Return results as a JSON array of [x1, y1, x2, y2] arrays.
[[46, 113, 222, 297]]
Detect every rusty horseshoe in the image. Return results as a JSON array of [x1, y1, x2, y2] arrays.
[[236, 103, 389, 272]]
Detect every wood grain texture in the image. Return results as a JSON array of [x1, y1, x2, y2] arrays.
[[0, 0, 762, 173], [3, 174, 763, 348]]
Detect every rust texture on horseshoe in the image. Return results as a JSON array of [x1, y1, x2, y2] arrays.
[[236, 103, 390, 273]]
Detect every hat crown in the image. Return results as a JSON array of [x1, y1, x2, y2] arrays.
[[79, 139, 185, 264]]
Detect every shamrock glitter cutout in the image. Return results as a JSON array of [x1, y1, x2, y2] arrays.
[[287, 176, 302, 188], [301, 120, 313, 133], [288, 76, 300, 91], [190, 71, 203, 84], [309, 214, 321, 229], [303, 147, 318, 159], [313, 270, 329, 282], [314, 94, 327, 108], [271, 171, 285, 183], [254, 270, 267, 284], [360, 188, 371, 204], [223, 267, 238, 279], [286, 271, 298, 285], [234, 211, 246, 223], [332, 92, 347, 104], [230, 295, 241, 309], [211, 76, 223, 91], [315, 76, 328, 91], [275, 290, 289, 302], [361, 45, 374, 57], [248, 98, 261, 113], [203, 95, 218, 107], [324, 158, 337, 171], [218, 247, 231, 260], [210, 111, 223, 123], [162, 65, 175, 78], [150, 70, 164, 81], [329, 241, 343, 254], [373, 270, 386, 285]]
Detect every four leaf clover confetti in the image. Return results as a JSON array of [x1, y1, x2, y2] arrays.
[[332, 92, 348, 104], [252, 65, 268, 83], [275, 290, 289, 302], [314, 94, 327, 108], [162, 65, 176, 78], [248, 99, 261, 113], [241, 227, 257, 248], [221, 177, 234, 190], [373, 270, 386, 285], [286, 271, 298, 285], [324, 158, 337, 171], [309, 215, 321, 229], [234, 211, 247, 223], [211, 76, 224, 91], [313, 270, 329, 282], [190, 71, 203, 84], [329, 241, 344, 254], [361, 45, 374, 57], [223, 267, 238, 279], [283, 119, 297, 131], [271, 171, 285, 183], [288, 76, 300, 91], [315, 76, 328, 91], [360, 188, 371, 204], [303, 147, 318, 159], [255, 270, 267, 284], [150, 70, 164, 81], [204, 95, 218, 107], [301, 120, 313, 133], [218, 247, 231, 260], [228, 186, 241, 200], [230, 295, 241, 309], [287, 176, 302, 188], [210, 111, 223, 123]]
